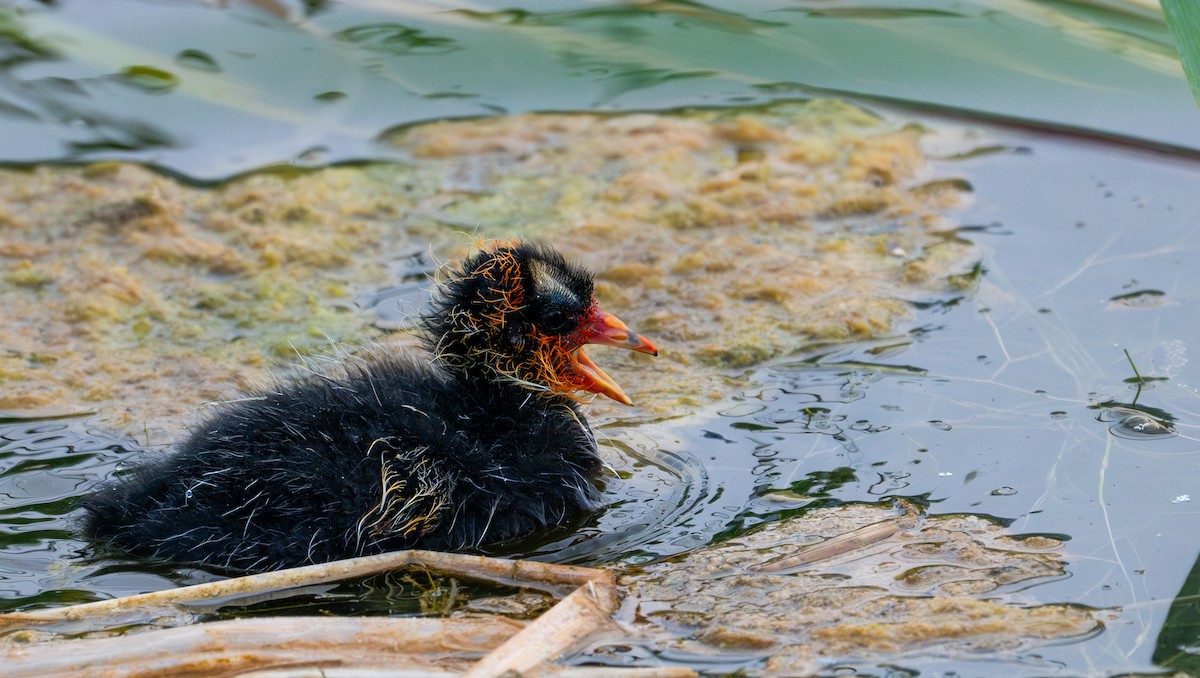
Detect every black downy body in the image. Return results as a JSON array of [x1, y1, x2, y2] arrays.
[[77, 242, 651, 572]]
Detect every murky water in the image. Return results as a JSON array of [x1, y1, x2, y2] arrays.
[[2, 1, 1200, 676]]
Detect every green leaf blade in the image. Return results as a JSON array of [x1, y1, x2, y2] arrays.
[[1162, 0, 1200, 105]]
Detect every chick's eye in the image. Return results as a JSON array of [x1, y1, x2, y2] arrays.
[[540, 305, 574, 334]]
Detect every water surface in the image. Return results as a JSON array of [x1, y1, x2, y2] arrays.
[[2, 1, 1199, 675], [0, 0, 1194, 179]]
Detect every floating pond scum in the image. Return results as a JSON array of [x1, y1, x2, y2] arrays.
[[1, 1, 1200, 675]]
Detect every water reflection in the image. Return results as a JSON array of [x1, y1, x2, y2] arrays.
[[0, 417, 131, 612], [0, 0, 1193, 179]]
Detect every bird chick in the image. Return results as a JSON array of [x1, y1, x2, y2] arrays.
[[78, 239, 657, 572]]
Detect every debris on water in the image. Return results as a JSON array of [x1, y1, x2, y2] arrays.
[[616, 501, 1101, 671], [758, 490, 815, 507], [1107, 289, 1167, 310]]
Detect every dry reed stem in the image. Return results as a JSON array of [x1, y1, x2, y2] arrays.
[[0, 550, 673, 677], [3, 616, 517, 678], [465, 576, 619, 678], [0, 550, 600, 627]]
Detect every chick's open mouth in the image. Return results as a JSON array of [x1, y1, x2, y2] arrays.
[[571, 345, 632, 405], [569, 310, 658, 406]]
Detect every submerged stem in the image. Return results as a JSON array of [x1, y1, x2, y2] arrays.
[[1124, 348, 1145, 406]]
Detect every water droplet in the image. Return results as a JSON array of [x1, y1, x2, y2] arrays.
[[850, 420, 888, 433], [333, 23, 460, 56], [991, 486, 1017, 496], [1173, 494, 1191, 504], [184, 489, 193, 499], [929, 420, 951, 431], [718, 403, 765, 418], [119, 65, 179, 94], [175, 49, 221, 73], [938, 471, 953, 477], [296, 146, 329, 165]]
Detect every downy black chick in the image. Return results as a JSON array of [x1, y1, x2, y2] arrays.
[[78, 239, 657, 572]]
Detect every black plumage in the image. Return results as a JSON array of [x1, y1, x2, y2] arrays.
[[78, 240, 657, 572]]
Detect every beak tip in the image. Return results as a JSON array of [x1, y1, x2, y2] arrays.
[[608, 385, 634, 406]]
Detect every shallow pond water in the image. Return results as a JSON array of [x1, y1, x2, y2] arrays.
[[2, 1, 1200, 676], [4, 127, 1198, 675]]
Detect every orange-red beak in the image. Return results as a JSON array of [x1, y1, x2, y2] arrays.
[[573, 311, 658, 405]]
